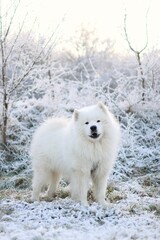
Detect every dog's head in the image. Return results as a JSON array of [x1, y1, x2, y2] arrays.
[[73, 102, 108, 141]]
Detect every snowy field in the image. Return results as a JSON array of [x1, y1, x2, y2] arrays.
[[0, 183, 160, 240], [0, 171, 160, 240]]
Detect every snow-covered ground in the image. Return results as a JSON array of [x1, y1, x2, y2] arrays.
[[0, 180, 160, 240], [0, 101, 160, 239]]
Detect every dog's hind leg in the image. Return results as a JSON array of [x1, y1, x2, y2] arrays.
[[47, 171, 61, 199], [32, 172, 46, 201]]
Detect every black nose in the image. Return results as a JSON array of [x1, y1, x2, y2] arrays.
[[90, 125, 97, 131]]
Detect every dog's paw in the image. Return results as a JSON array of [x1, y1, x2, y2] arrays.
[[98, 200, 112, 209]]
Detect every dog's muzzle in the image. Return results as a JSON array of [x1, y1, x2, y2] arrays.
[[89, 125, 100, 139]]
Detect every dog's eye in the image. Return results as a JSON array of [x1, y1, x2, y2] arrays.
[[97, 120, 101, 123], [85, 122, 89, 125]]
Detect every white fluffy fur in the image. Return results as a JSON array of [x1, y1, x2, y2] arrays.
[[30, 102, 120, 206]]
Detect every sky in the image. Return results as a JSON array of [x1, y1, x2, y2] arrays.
[[1, 0, 160, 54]]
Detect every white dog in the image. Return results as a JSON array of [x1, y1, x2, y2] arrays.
[[30, 102, 120, 206]]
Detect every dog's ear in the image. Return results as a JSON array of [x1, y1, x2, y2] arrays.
[[73, 109, 79, 121], [97, 101, 108, 113]]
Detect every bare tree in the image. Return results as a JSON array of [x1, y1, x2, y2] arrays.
[[0, 0, 61, 147], [0, 0, 22, 146], [124, 9, 149, 102]]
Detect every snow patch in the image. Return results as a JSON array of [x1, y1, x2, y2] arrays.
[[0, 196, 160, 240]]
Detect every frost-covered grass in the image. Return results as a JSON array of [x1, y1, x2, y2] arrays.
[[0, 185, 160, 240]]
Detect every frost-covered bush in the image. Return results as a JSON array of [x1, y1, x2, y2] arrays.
[[115, 111, 160, 180]]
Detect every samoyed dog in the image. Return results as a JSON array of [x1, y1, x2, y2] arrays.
[[30, 102, 120, 206]]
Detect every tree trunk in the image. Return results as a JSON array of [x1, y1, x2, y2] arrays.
[[2, 90, 8, 146], [136, 52, 145, 102], [1, 38, 8, 146]]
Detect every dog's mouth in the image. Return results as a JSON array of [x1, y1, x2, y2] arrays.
[[89, 133, 101, 139]]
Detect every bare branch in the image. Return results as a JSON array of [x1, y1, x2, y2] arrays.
[[42, 15, 66, 57], [1, 0, 18, 19], [0, 2, 3, 39], [8, 60, 35, 95], [3, 0, 21, 42], [6, 17, 38, 95], [124, 11, 137, 53], [5, 12, 28, 64], [8, 15, 65, 95], [124, 8, 149, 54], [124, 7, 150, 103], [139, 6, 149, 54]]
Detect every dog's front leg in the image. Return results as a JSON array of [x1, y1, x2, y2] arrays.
[[70, 170, 89, 206], [92, 172, 108, 207]]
